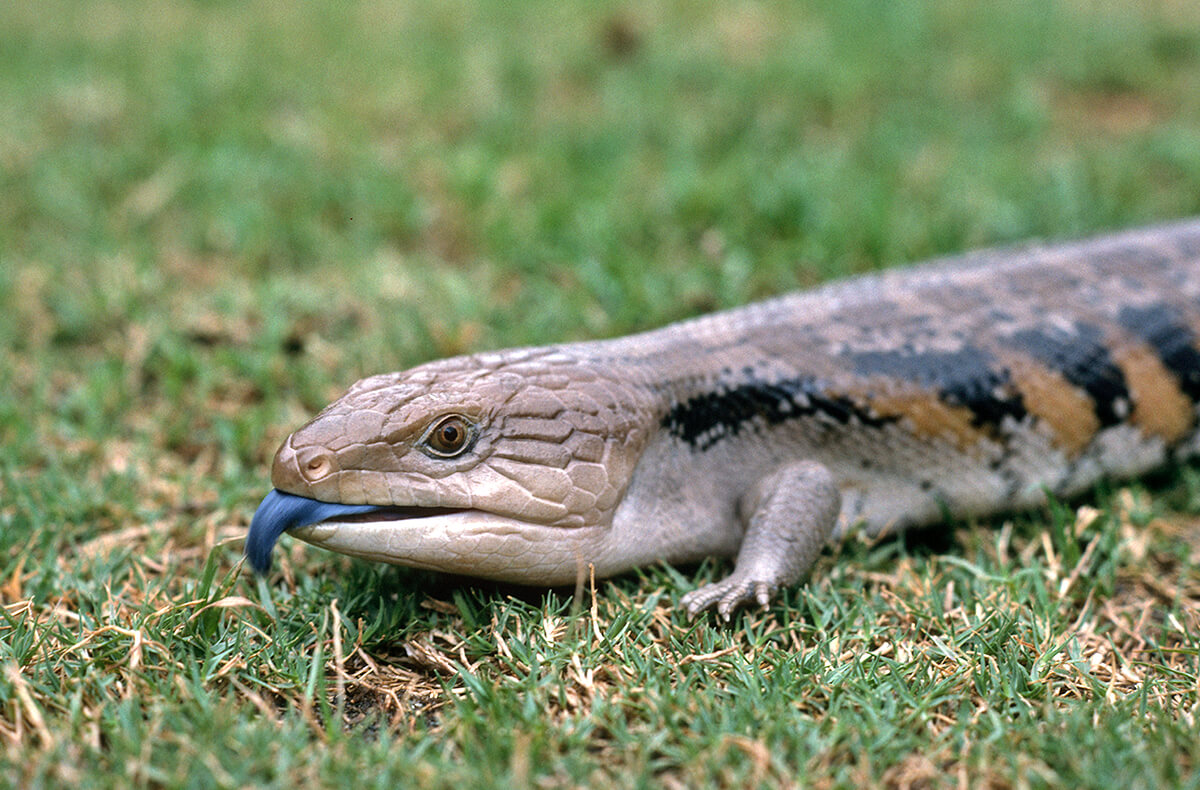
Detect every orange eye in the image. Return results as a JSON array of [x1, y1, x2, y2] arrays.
[[423, 415, 474, 457]]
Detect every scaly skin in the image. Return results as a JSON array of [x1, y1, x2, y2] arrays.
[[248, 219, 1200, 618]]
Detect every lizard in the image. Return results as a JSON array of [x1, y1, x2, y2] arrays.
[[245, 219, 1200, 618]]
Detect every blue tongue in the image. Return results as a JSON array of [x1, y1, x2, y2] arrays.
[[245, 489, 382, 573]]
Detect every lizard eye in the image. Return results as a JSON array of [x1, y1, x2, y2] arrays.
[[421, 415, 476, 458]]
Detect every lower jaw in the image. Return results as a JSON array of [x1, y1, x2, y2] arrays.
[[286, 516, 616, 586]]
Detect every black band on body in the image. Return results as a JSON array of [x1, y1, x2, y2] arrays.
[[1007, 323, 1130, 427], [662, 374, 895, 450], [1117, 303, 1200, 401]]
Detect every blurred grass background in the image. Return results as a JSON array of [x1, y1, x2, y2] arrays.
[[2, 1, 1200, 787]]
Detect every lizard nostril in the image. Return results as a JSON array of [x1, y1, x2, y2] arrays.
[[298, 449, 334, 482]]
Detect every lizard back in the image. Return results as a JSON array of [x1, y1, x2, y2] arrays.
[[589, 219, 1200, 537]]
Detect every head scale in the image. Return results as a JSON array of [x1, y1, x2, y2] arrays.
[[272, 350, 654, 530]]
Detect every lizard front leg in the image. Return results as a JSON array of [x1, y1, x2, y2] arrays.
[[681, 460, 840, 620]]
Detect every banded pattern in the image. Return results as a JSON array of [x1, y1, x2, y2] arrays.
[[661, 372, 897, 451]]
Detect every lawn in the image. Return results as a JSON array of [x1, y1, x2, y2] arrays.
[[2, 1, 1200, 787]]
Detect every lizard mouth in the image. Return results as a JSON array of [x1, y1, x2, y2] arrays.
[[312, 505, 473, 523], [245, 489, 475, 572], [286, 507, 525, 570], [246, 489, 604, 583]]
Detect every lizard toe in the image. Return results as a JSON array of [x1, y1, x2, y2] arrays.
[[683, 576, 776, 620]]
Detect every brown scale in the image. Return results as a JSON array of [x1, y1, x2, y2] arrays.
[[992, 350, 1101, 456], [1108, 337, 1195, 445], [842, 380, 990, 453]]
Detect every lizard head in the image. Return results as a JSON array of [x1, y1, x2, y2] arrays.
[[245, 349, 654, 583]]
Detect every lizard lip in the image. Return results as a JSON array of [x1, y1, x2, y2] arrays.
[[286, 508, 529, 571], [289, 505, 473, 539], [245, 488, 468, 573]]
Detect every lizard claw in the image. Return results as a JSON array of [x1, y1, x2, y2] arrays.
[[680, 460, 836, 621], [681, 576, 776, 620]]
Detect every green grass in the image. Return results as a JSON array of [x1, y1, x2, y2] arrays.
[[3, 0, 1200, 787]]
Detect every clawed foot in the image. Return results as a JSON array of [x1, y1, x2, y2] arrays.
[[680, 575, 775, 621], [679, 460, 839, 622]]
